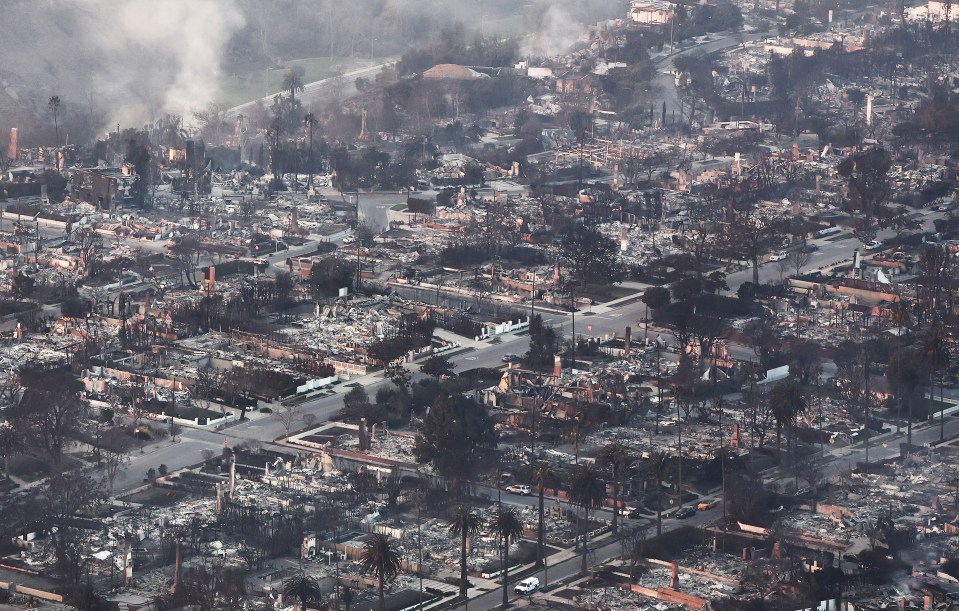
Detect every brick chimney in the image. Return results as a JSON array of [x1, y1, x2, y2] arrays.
[[553, 355, 562, 378], [624, 326, 631, 358], [669, 562, 679, 589]]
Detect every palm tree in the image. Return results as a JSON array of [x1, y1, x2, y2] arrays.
[[359, 533, 402, 611], [48, 96, 61, 145], [531, 461, 555, 567], [447, 503, 482, 599], [489, 506, 525, 608], [919, 323, 950, 440], [567, 416, 585, 464], [597, 441, 630, 533], [646, 450, 672, 535], [887, 348, 924, 446], [160, 114, 188, 150], [283, 65, 306, 103], [282, 572, 323, 611], [304, 112, 318, 189], [568, 463, 605, 575], [769, 377, 807, 457]]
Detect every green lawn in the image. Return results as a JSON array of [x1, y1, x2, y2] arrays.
[[218, 57, 372, 108]]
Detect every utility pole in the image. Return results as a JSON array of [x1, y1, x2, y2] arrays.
[[676, 398, 682, 510]]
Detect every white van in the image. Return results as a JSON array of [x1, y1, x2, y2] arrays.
[[514, 577, 540, 595]]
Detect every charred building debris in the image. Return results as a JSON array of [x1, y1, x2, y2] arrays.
[[7, 0, 959, 609]]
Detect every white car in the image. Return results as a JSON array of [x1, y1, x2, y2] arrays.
[[514, 577, 540, 595], [769, 250, 788, 262], [505, 484, 531, 495], [864, 240, 883, 251]]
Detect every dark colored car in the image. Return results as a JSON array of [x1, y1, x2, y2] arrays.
[[675, 506, 696, 519]]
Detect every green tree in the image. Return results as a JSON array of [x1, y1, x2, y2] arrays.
[[384, 362, 412, 390], [525, 313, 560, 369], [414, 394, 497, 490], [568, 463, 605, 575], [769, 377, 807, 457], [420, 354, 456, 380], [359, 533, 402, 611], [559, 223, 622, 287], [447, 503, 482, 599], [342, 386, 373, 420], [282, 573, 323, 611], [309, 257, 354, 300], [489, 506, 525, 608], [837, 148, 892, 243], [641, 286, 670, 345]]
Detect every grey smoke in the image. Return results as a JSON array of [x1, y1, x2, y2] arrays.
[[0, 0, 244, 134]]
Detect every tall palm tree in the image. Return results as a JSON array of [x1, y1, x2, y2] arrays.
[[887, 348, 923, 446], [282, 572, 323, 611], [304, 112, 318, 189], [567, 416, 585, 464], [597, 441, 630, 533], [160, 114, 188, 149], [48, 96, 61, 145], [283, 65, 306, 103], [490, 506, 525, 608], [919, 323, 951, 440], [645, 450, 672, 536], [769, 377, 807, 457], [568, 463, 605, 575], [447, 503, 482, 599], [531, 461, 555, 567], [359, 533, 402, 611]]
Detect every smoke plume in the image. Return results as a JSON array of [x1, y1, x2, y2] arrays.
[[0, 0, 244, 134]]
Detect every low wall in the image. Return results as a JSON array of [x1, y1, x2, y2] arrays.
[[0, 582, 64, 603], [476, 317, 530, 341], [295, 376, 338, 394], [625, 583, 706, 610], [147, 410, 237, 429]]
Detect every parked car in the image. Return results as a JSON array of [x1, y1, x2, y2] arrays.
[[505, 484, 531, 495], [514, 577, 540, 595], [502, 354, 520, 363], [675, 506, 696, 519], [769, 250, 789, 262], [802, 243, 820, 253], [626, 508, 645, 519], [696, 499, 720, 511], [865, 240, 883, 251]]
